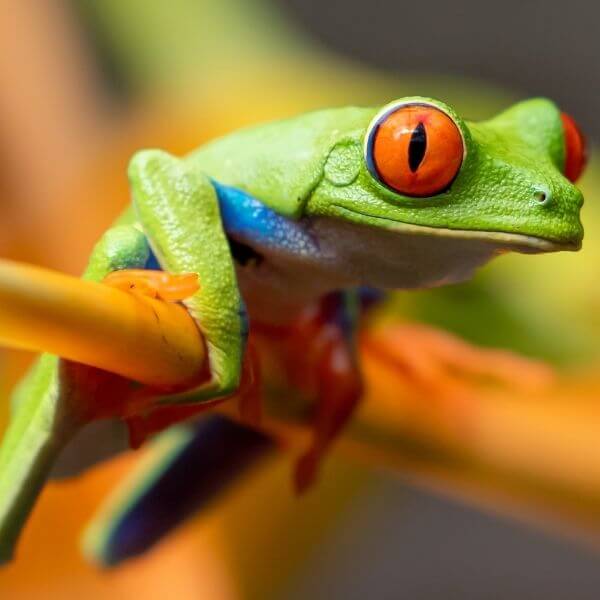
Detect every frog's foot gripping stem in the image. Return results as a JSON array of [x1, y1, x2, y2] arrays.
[[363, 323, 555, 414], [103, 269, 199, 302], [122, 338, 262, 450], [102, 268, 259, 444], [102, 268, 210, 446]]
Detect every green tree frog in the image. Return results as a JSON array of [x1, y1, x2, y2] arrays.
[[0, 96, 587, 564]]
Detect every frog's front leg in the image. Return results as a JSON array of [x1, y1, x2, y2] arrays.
[[127, 150, 246, 408]]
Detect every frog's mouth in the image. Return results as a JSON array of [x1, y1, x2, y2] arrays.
[[331, 205, 582, 254]]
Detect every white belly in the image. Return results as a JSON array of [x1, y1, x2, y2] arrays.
[[234, 217, 503, 325]]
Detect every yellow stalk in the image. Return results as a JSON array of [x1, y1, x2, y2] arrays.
[[0, 259, 205, 387], [1, 257, 600, 543]]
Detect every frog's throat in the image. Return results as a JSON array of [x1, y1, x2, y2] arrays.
[[331, 205, 581, 254]]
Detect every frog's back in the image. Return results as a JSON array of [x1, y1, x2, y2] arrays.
[[185, 106, 376, 218]]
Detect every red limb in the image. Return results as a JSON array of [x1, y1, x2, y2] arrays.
[[281, 296, 364, 493], [103, 269, 262, 446], [123, 340, 262, 448], [294, 326, 363, 493], [124, 343, 262, 449]]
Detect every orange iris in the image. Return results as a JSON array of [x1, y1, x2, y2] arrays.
[[561, 112, 588, 183], [367, 103, 464, 197]]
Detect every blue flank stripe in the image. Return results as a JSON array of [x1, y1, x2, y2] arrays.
[[358, 286, 385, 309], [213, 181, 319, 257], [144, 249, 161, 270], [145, 180, 318, 267]]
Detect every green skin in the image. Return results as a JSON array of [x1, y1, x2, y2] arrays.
[[0, 97, 584, 563]]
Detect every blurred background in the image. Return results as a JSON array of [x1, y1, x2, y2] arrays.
[[1, 0, 600, 598]]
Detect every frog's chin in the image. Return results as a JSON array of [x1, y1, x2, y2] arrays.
[[388, 226, 581, 255], [330, 205, 581, 254], [308, 216, 575, 292]]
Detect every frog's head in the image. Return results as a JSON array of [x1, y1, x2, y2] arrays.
[[307, 97, 586, 279]]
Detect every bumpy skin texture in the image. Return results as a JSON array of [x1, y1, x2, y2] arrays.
[[0, 97, 585, 565], [188, 106, 373, 217], [128, 150, 245, 401]]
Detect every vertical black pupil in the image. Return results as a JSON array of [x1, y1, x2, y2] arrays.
[[408, 122, 427, 172]]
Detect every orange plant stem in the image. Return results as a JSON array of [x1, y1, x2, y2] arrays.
[[0, 259, 206, 387]]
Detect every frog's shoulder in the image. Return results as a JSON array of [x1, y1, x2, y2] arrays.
[[185, 106, 376, 218]]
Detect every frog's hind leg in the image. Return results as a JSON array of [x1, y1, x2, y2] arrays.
[[83, 416, 272, 567]]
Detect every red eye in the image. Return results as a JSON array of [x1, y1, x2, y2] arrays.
[[366, 103, 464, 197], [561, 112, 588, 183]]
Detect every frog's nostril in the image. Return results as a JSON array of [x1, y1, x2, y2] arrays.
[[532, 185, 552, 206]]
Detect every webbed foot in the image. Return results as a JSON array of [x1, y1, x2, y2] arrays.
[[103, 268, 217, 445]]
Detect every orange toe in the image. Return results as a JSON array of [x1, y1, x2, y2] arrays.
[[103, 269, 199, 302]]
